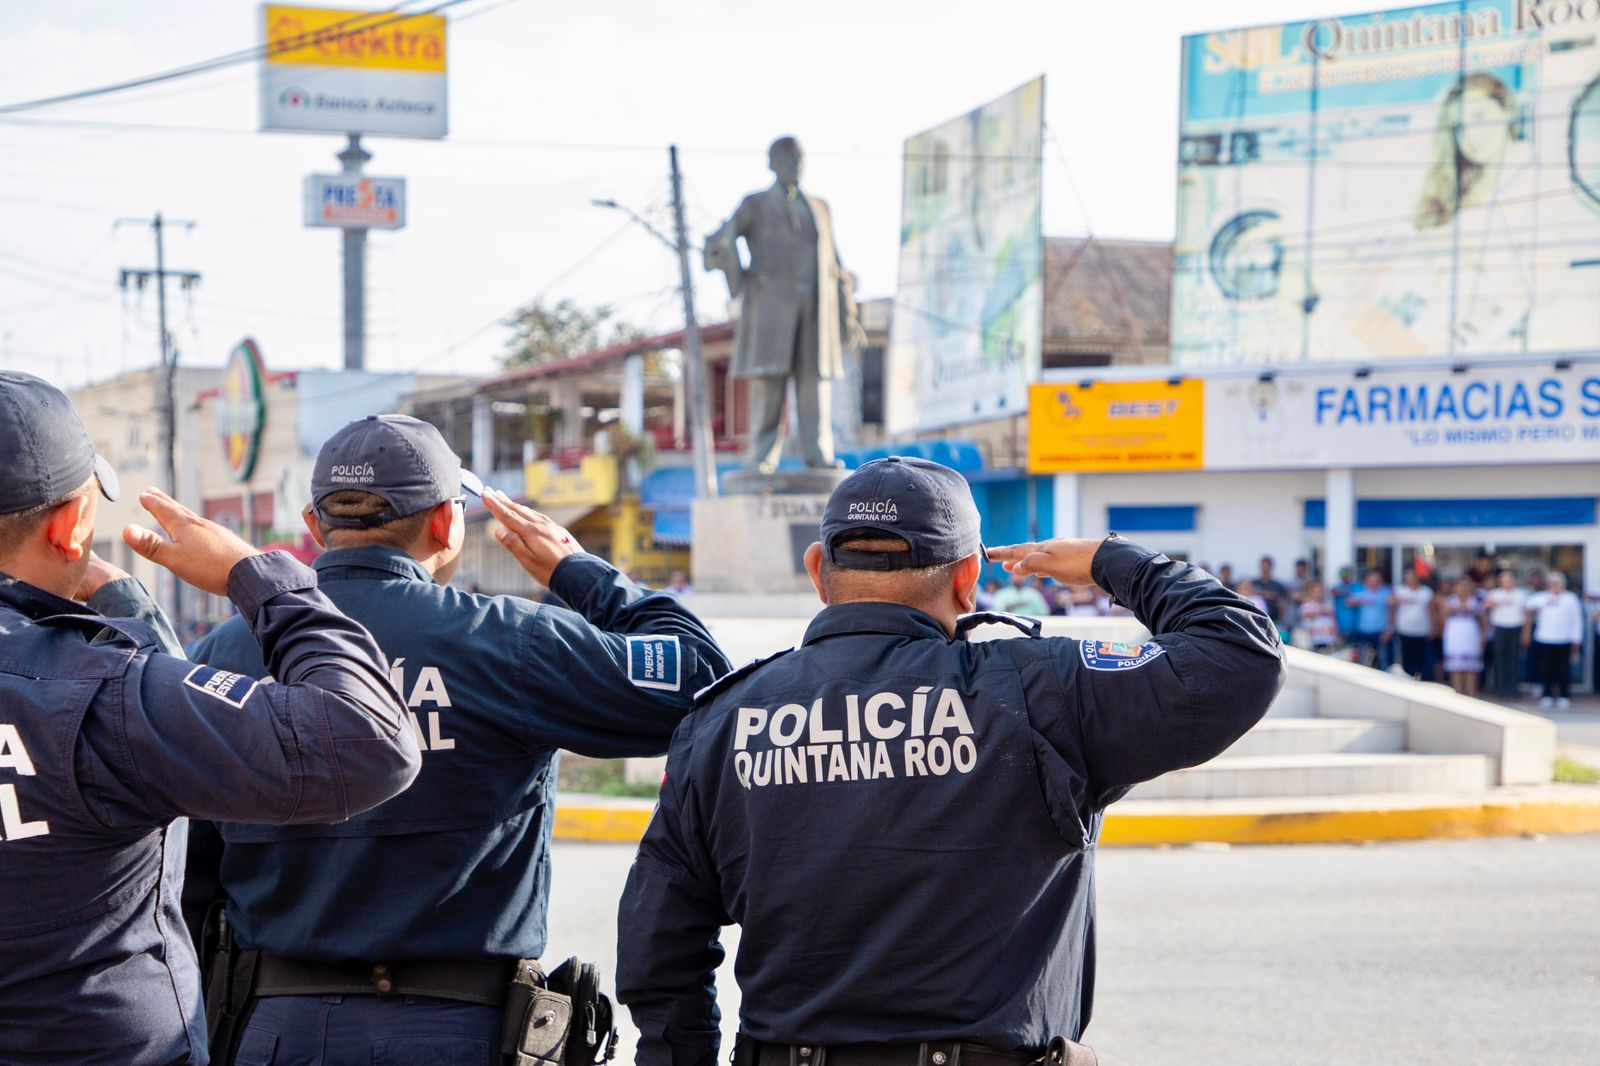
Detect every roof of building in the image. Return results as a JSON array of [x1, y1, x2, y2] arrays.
[[1043, 237, 1172, 348], [404, 321, 737, 406]]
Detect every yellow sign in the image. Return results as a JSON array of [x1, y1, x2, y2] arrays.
[[1027, 380, 1204, 473], [266, 5, 447, 73], [523, 455, 619, 509]]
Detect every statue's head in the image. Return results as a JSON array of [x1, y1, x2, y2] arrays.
[[768, 136, 803, 185]]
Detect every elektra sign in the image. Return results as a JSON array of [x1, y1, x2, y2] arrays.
[[261, 4, 448, 139]]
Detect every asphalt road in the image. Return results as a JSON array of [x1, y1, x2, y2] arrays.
[[548, 834, 1600, 1066]]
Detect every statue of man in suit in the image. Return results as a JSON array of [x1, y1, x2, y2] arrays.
[[706, 136, 864, 473]]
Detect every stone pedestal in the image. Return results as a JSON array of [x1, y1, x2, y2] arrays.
[[691, 469, 848, 594]]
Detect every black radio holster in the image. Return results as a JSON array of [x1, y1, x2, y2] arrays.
[[500, 956, 618, 1066], [202, 904, 261, 1065]]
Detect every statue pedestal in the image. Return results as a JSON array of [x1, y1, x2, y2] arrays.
[[690, 469, 849, 595]]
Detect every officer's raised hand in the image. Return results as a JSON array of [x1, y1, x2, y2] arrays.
[[484, 488, 582, 586], [986, 537, 1106, 587], [123, 487, 259, 596]]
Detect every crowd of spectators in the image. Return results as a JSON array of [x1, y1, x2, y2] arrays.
[[978, 571, 1137, 621], [977, 552, 1598, 709], [1217, 555, 1594, 708]]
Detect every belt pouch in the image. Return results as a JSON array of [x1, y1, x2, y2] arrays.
[[501, 959, 574, 1066]]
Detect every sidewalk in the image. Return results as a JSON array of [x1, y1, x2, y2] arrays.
[[553, 785, 1600, 847]]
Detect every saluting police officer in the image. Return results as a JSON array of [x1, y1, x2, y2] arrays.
[[616, 456, 1285, 1066], [187, 415, 732, 1063], [0, 372, 420, 1065]]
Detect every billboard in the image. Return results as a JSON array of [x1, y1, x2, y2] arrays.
[[886, 78, 1044, 433], [1205, 363, 1600, 468], [303, 173, 407, 228], [261, 4, 447, 139], [1027, 379, 1204, 472], [1174, 1, 1600, 368]]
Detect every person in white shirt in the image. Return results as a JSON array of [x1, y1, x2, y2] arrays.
[[1523, 572, 1583, 709], [1391, 567, 1435, 679], [1440, 577, 1486, 696], [1484, 569, 1528, 700]]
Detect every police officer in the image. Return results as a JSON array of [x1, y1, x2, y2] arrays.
[[188, 414, 732, 1062], [616, 457, 1285, 1066], [0, 372, 420, 1064]]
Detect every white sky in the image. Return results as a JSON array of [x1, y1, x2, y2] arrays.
[[0, 0, 1354, 388]]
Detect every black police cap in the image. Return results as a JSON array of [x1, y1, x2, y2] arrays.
[[311, 415, 484, 529], [819, 456, 982, 571], [0, 372, 119, 514]]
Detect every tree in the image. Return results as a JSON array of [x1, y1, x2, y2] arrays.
[[500, 298, 642, 368]]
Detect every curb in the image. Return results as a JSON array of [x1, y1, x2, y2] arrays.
[[1097, 796, 1600, 846], [552, 794, 1600, 847]]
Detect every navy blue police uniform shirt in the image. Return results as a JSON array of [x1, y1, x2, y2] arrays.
[[616, 539, 1286, 1065], [0, 553, 418, 1066], [189, 544, 732, 962]]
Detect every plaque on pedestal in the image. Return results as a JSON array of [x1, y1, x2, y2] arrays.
[[691, 469, 848, 594]]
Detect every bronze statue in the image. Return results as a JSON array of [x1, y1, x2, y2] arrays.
[[706, 136, 864, 473]]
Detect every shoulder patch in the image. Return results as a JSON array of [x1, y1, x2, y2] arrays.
[[626, 634, 682, 691], [183, 665, 258, 708], [1079, 640, 1166, 672], [693, 647, 794, 704]]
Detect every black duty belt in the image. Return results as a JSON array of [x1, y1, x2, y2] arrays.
[[254, 954, 517, 1008], [742, 1038, 1096, 1066]]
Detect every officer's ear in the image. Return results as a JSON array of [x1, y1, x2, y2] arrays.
[[803, 542, 827, 604], [951, 552, 982, 613], [302, 505, 327, 549], [43, 490, 95, 563], [427, 498, 460, 552]]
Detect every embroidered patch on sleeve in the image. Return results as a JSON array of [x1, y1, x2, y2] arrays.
[[183, 665, 259, 708], [627, 634, 682, 691], [1079, 640, 1166, 672]]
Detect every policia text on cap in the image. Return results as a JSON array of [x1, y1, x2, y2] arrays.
[[617, 456, 1287, 1066], [0, 372, 421, 1064]]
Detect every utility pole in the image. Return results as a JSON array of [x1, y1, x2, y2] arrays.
[[338, 134, 370, 370], [118, 212, 200, 624], [669, 145, 719, 500]]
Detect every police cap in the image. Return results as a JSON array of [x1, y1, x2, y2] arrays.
[[820, 456, 981, 571], [0, 371, 119, 513], [311, 414, 483, 529]]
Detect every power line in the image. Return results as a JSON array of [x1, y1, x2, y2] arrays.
[[0, 2, 472, 116]]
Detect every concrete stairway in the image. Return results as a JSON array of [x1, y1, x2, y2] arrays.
[[1126, 673, 1497, 801]]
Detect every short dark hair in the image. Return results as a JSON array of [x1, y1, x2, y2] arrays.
[[0, 480, 93, 561], [316, 490, 434, 549], [819, 535, 965, 606]]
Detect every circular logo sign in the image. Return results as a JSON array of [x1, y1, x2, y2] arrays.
[[218, 339, 267, 483]]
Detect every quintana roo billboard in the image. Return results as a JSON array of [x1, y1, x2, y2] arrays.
[[1174, 0, 1600, 368], [886, 77, 1044, 434]]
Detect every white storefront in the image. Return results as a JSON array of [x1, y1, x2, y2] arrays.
[[1035, 357, 1600, 685]]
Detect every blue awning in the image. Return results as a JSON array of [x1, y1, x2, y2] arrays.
[[1108, 504, 1199, 532], [650, 506, 692, 547], [1304, 496, 1598, 529], [838, 439, 984, 473], [639, 443, 987, 546]]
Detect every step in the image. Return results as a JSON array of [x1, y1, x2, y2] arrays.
[[1224, 718, 1405, 758], [1125, 752, 1494, 801], [1265, 685, 1317, 717]]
